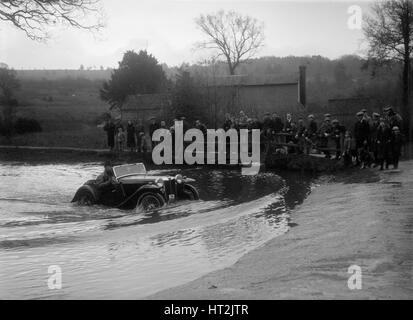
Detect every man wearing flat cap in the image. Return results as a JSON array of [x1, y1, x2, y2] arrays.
[[354, 111, 370, 165], [361, 108, 372, 126], [223, 113, 233, 132], [262, 112, 272, 132], [180, 116, 190, 133], [370, 112, 381, 164], [390, 126, 404, 169], [149, 117, 160, 150], [386, 107, 403, 131], [305, 114, 318, 154], [317, 114, 333, 158], [332, 119, 345, 159]]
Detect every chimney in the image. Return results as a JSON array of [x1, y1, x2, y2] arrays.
[[299, 65, 306, 107]]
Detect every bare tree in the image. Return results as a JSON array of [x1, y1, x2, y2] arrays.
[[0, 68, 20, 140], [195, 10, 264, 75], [364, 0, 413, 138], [0, 0, 104, 41]]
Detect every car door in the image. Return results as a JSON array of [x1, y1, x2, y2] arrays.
[[99, 182, 125, 207]]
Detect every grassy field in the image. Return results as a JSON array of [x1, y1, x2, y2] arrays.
[[0, 78, 110, 148]]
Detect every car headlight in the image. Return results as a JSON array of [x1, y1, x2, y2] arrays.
[[175, 174, 183, 184], [155, 178, 164, 188]]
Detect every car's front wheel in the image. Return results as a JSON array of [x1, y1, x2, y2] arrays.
[[182, 184, 200, 200], [137, 192, 165, 212]]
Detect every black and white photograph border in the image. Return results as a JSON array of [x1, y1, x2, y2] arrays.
[[0, 0, 412, 304]]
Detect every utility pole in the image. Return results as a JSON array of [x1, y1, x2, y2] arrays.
[[409, 58, 413, 142]]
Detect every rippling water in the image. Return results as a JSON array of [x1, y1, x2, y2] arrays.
[[0, 162, 313, 299]]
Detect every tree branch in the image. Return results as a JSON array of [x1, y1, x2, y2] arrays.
[[0, 0, 104, 41], [195, 10, 264, 75]]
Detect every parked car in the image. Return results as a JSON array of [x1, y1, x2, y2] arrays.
[[72, 163, 199, 211]]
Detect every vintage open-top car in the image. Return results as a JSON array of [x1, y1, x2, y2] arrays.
[[72, 163, 199, 211]]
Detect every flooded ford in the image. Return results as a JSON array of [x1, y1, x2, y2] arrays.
[[0, 162, 313, 299]]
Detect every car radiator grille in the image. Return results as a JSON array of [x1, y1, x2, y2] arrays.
[[165, 179, 177, 196]]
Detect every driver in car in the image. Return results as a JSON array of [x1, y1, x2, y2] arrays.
[[96, 161, 116, 190]]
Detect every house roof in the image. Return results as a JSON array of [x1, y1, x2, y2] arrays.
[[211, 73, 299, 87]]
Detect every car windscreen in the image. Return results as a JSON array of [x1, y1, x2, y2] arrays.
[[113, 163, 146, 178]]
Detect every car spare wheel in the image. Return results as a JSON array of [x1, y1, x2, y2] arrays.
[[182, 184, 200, 200], [137, 193, 165, 212]]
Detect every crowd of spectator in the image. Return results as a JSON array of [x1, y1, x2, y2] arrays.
[[217, 107, 404, 170], [102, 106, 405, 170]]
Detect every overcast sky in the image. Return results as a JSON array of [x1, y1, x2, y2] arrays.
[[1, 0, 374, 69]]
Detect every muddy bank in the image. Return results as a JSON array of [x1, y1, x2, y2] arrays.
[[265, 153, 343, 172], [148, 160, 413, 299]]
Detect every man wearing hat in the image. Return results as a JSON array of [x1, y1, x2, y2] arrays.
[[238, 111, 248, 129], [271, 113, 284, 134], [195, 119, 207, 137], [180, 116, 190, 133], [103, 118, 116, 151], [390, 126, 404, 169], [361, 108, 373, 127], [383, 106, 392, 120], [376, 118, 392, 170], [305, 114, 318, 154], [317, 114, 333, 158], [332, 119, 345, 160], [304, 114, 318, 154], [284, 113, 294, 143], [354, 111, 370, 165], [134, 119, 145, 153], [95, 161, 116, 191], [223, 113, 233, 131], [370, 112, 381, 165], [388, 108, 403, 131], [149, 117, 160, 150], [261, 112, 271, 132], [306, 114, 318, 135], [295, 118, 306, 154]]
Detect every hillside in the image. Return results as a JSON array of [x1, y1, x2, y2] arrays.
[[2, 77, 109, 148], [0, 55, 404, 148]]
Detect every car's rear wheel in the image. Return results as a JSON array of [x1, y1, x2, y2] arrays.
[[182, 184, 199, 200], [77, 190, 96, 206], [137, 192, 165, 212]]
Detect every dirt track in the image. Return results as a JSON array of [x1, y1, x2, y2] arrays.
[[148, 161, 413, 299]]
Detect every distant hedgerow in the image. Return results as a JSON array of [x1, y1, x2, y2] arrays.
[[14, 118, 42, 135]]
